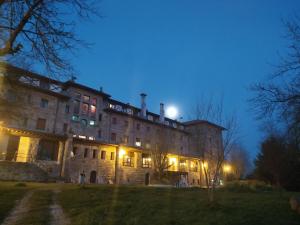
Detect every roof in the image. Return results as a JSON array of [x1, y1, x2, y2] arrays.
[[183, 120, 226, 130]]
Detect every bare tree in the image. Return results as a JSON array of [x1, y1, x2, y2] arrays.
[[151, 127, 173, 181], [250, 16, 300, 145], [0, 0, 99, 77], [192, 95, 239, 202], [228, 143, 251, 180]]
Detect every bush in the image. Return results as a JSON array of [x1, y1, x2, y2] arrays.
[[223, 180, 276, 192]]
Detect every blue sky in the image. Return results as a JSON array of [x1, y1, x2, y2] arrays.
[[68, 0, 300, 160]]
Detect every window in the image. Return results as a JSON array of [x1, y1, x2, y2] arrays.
[[110, 152, 115, 160], [72, 147, 77, 156], [146, 126, 150, 132], [65, 105, 70, 113], [98, 113, 102, 121], [82, 103, 89, 115], [90, 105, 96, 116], [63, 123, 68, 133], [84, 148, 88, 158], [101, 151, 106, 160], [92, 149, 97, 159], [111, 133, 116, 142], [81, 119, 87, 126], [73, 100, 80, 114], [83, 95, 90, 102], [135, 138, 141, 147], [112, 117, 117, 125], [89, 120, 95, 126], [91, 97, 97, 105], [136, 123, 140, 130], [98, 130, 102, 138], [22, 118, 28, 127], [123, 152, 134, 167], [145, 141, 151, 149], [142, 153, 151, 168], [40, 98, 48, 108], [74, 92, 81, 99], [37, 139, 59, 161], [124, 120, 129, 127], [123, 136, 129, 144], [36, 118, 46, 130], [72, 115, 79, 122]]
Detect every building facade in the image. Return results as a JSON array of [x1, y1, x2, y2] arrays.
[[0, 64, 225, 185]]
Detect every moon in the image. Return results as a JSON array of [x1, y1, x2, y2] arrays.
[[166, 106, 178, 119]]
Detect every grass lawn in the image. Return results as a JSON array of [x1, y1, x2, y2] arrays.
[[57, 185, 300, 225], [0, 182, 299, 225]]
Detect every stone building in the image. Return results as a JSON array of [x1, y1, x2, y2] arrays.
[[0, 63, 225, 185]]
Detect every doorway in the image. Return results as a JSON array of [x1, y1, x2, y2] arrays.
[[6, 135, 20, 161], [90, 170, 97, 183], [145, 173, 150, 185]]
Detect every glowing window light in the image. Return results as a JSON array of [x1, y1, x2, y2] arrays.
[[169, 157, 177, 165]]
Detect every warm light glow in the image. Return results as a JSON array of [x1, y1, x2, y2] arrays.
[[202, 161, 208, 169], [169, 157, 177, 165], [223, 164, 232, 173], [166, 106, 178, 119], [119, 149, 126, 157]]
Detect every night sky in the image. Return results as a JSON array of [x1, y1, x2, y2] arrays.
[[67, 0, 300, 160]]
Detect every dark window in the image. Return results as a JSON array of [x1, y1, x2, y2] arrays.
[[98, 113, 102, 121], [74, 100, 80, 114], [37, 139, 58, 161], [36, 118, 46, 130], [84, 148, 88, 158], [142, 153, 151, 168], [72, 147, 77, 156], [22, 118, 28, 127], [81, 119, 87, 126], [91, 97, 97, 105], [92, 149, 97, 159], [123, 152, 134, 167], [40, 98, 48, 108], [74, 92, 81, 99], [39, 81, 50, 89], [83, 95, 90, 102], [65, 105, 70, 113], [98, 130, 102, 138], [82, 103, 89, 115], [112, 117, 117, 125], [146, 126, 150, 132], [63, 123, 68, 133], [111, 133, 116, 142], [124, 120, 129, 127], [101, 151, 106, 160], [136, 123, 140, 130], [110, 152, 115, 160]]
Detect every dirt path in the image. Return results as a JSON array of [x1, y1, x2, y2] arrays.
[[1, 191, 34, 225], [50, 190, 70, 225]]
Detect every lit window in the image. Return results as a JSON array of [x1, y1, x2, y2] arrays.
[[145, 142, 151, 149], [112, 117, 117, 125], [123, 152, 134, 167], [142, 153, 151, 168], [135, 138, 141, 147], [89, 120, 95, 126], [78, 135, 86, 139], [83, 95, 90, 102], [72, 115, 79, 121], [88, 136, 95, 140], [90, 105, 96, 116], [40, 98, 48, 108], [82, 103, 89, 115]]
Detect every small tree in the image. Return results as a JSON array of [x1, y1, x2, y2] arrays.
[[151, 127, 173, 181], [192, 96, 239, 202]]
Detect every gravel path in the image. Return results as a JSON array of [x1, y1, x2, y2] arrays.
[[50, 190, 70, 225]]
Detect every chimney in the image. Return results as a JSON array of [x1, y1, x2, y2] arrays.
[[159, 103, 165, 123], [140, 93, 147, 117]]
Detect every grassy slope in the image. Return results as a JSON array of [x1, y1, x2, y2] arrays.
[[58, 185, 300, 225], [0, 182, 29, 223]]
